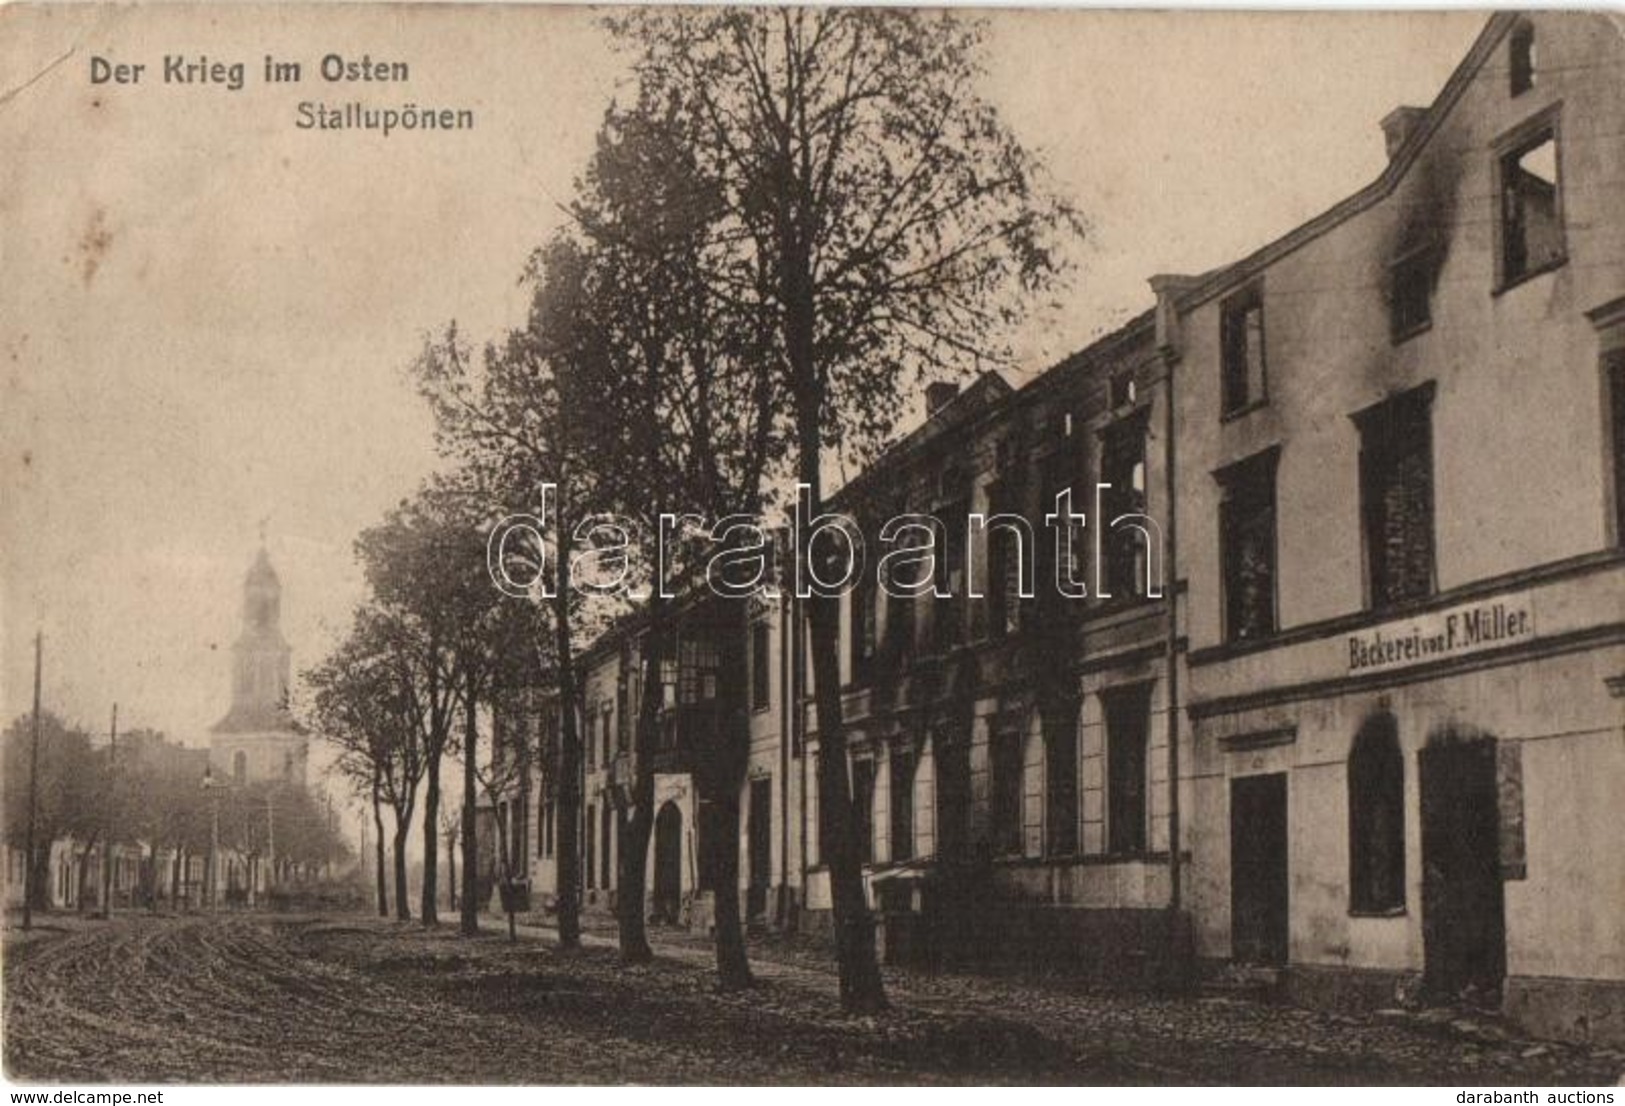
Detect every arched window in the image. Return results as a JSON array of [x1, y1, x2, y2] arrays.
[[1349, 714, 1406, 913]]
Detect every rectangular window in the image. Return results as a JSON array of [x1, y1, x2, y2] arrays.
[[849, 567, 876, 679], [1218, 448, 1280, 642], [750, 620, 771, 712], [542, 800, 554, 858], [601, 704, 614, 766], [1358, 385, 1436, 609], [677, 637, 719, 706], [1610, 352, 1625, 543], [990, 728, 1024, 856], [600, 803, 614, 889], [1039, 445, 1084, 598], [851, 758, 876, 866], [934, 501, 968, 648], [1390, 249, 1433, 341], [1105, 685, 1151, 855], [1510, 22, 1535, 97], [585, 707, 597, 770], [890, 749, 915, 863], [1102, 411, 1150, 598], [1109, 369, 1137, 410], [1221, 284, 1267, 415], [1044, 708, 1079, 857], [1498, 123, 1564, 287], [986, 485, 1023, 639]]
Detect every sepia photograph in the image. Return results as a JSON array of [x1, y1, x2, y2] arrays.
[[1, 3, 1623, 1090]]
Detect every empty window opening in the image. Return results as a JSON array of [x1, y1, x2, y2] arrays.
[[1218, 449, 1279, 642], [1510, 24, 1535, 96], [1221, 284, 1268, 415], [1105, 686, 1151, 855], [1499, 129, 1563, 286], [1358, 386, 1436, 608]]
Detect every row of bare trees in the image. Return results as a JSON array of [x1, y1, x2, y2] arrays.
[[2, 714, 345, 911], [307, 7, 1076, 1012]]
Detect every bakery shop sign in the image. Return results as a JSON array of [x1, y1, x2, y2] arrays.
[[1347, 596, 1535, 674]]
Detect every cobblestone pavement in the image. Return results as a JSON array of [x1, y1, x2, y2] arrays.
[[4, 911, 1621, 1085]]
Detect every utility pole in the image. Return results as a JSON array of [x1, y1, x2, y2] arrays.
[[202, 768, 222, 913], [22, 632, 43, 931], [101, 703, 117, 918]]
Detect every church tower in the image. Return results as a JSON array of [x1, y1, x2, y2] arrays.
[[209, 546, 309, 787]]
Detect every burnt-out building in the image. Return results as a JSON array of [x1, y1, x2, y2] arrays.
[[1158, 12, 1625, 1042], [503, 10, 1620, 1044], [798, 319, 1188, 977]]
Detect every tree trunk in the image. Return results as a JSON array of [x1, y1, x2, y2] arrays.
[[170, 845, 182, 911], [703, 600, 754, 990], [710, 782, 752, 990], [616, 589, 665, 964], [372, 780, 388, 918], [795, 395, 886, 1013], [421, 747, 441, 927], [551, 517, 582, 950], [75, 831, 99, 915], [447, 831, 458, 913], [461, 674, 480, 936], [392, 817, 412, 922]]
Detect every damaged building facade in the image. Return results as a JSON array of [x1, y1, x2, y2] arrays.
[[1165, 11, 1624, 1042], [508, 11, 1623, 1044]]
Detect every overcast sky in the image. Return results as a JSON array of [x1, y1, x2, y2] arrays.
[[1, 6, 1485, 761]]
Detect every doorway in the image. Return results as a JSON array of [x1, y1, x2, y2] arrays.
[[653, 801, 683, 925], [747, 777, 772, 922], [1230, 772, 1289, 966], [1420, 735, 1506, 1001]]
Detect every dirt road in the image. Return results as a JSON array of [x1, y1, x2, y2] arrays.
[[4, 913, 1620, 1085]]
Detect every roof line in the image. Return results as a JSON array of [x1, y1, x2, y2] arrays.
[[1171, 11, 1513, 313]]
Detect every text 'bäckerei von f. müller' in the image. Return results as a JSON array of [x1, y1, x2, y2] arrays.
[[88, 53, 476, 134]]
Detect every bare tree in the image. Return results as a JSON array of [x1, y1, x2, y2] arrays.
[[608, 8, 1081, 1011], [307, 608, 429, 921], [564, 103, 784, 983]]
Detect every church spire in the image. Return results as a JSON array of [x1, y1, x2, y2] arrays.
[[211, 545, 297, 735]]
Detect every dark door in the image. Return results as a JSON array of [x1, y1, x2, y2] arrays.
[[1231, 772, 1289, 966], [1420, 737, 1506, 1001], [747, 777, 772, 921], [653, 801, 683, 924]]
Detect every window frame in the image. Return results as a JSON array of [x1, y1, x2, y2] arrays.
[[1388, 244, 1436, 344], [1043, 703, 1080, 858], [989, 726, 1025, 857], [750, 618, 772, 713], [1103, 683, 1153, 857], [889, 747, 915, 863], [1220, 282, 1269, 419], [1607, 348, 1625, 547], [1215, 446, 1282, 644], [1492, 105, 1567, 294], [1100, 407, 1152, 600], [1509, 21, 1535, 98], [1353, 382, 1438, 612], [851, 756, 877, 866]]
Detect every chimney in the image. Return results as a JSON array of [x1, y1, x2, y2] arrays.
[[1380, 106, 1428, 162], [925, 381, 960, 417]]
